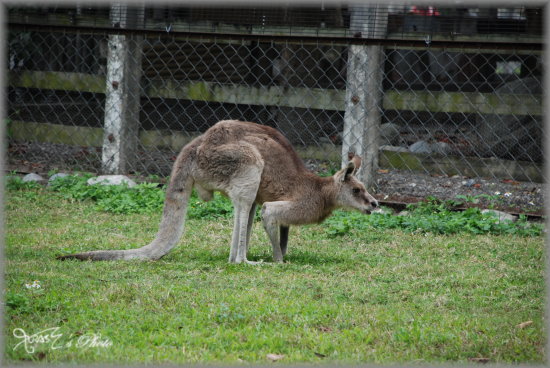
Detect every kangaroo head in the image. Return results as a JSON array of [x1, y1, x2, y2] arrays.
[[333, 153, 378, 214]]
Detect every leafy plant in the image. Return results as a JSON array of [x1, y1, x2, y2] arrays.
[[10, 174, 542, 237], [46, 174, 234, 218], [48, 175, 164, 214], [6, 175, 42, 191], [47, 169, 59, 177], [325, 197, 543, 238], [5, 291, 31, 314], [95, 182, 166, 214], [188, 192, 233, 219]]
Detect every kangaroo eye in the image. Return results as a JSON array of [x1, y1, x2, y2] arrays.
[[352, 188, 360, 194]]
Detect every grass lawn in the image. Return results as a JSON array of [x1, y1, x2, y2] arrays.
[[4, 186, 546, 364]]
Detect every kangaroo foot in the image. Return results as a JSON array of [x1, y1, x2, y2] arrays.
[[244, 259, 264, 265]]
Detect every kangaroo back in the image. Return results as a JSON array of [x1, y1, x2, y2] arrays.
[[57, 120, 377, 264], [57, 137, 201, 261]]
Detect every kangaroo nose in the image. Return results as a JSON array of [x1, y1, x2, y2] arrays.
[[371, 199, 379, 208]]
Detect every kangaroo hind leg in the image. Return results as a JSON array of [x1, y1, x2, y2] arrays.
[[245, 203, 257, 255], [229, 201, 257, 263], [280, 226, 289, 257], [197, 141, 263, 264], [229, 183, 260, 264], [261, 201, 296, 263], [226, 165, 263, 264], [230, 199, 260, 264]]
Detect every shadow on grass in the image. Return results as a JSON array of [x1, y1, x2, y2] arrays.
[[51, 245, 352, 269], [165, 248, 349, 266], [283, 251, 348, 265]]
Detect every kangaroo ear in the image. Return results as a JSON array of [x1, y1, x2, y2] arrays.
[[345, 161, 356, 181], [335, 161, 356, 182], [348, 153, 362, 171], [335, 154, 361, 182]]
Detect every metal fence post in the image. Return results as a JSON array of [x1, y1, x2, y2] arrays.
[[342, 5, 388, 190], [102, 3, 144, 174]]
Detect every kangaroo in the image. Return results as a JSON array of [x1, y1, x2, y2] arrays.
[[58, 120, 378, 264]]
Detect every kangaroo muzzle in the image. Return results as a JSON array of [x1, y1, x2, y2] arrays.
[[363, 195, 378, 214]]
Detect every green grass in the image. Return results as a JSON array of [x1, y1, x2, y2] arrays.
[[4, 184, 546, 364]]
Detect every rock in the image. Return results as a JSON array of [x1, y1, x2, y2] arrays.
[[87, 175, 137, 188], [380, 123, 401, 145], [397, 210, 410, 216], [22, 173, 44, 183], [409, 140, 432, 154], [380, 145, 408, 153], [48, 173, 69, 185], [462, 179, 476, 187], [481, 209, 517, 222], [432, 141, 451, 155], [409, 140, 450, 155]]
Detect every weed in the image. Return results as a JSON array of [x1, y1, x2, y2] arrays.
[[18, 174, 543, 237], [47, 174, 234, 218], [47, 169, 59, 177], [48, 174, 165, 214], [325, 197, 543, 237], [6, 176, 42, 191], [5, 291, 31, 314], [188, 192, 233, 219]]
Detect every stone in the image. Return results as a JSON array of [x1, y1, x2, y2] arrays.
[[409, 140, 432, 154], [432, 141, 451, 155], [481, 209, 517, 222], [87, 175, 137, 188], [48, 173, 69, 185], [409, 140, 451, 155], [22, 173, 44, 183], [380, 145, 408, 153]]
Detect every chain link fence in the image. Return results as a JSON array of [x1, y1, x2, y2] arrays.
[[6, 7, 544, 201]]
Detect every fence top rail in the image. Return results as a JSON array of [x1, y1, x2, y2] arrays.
[[7, 22, 543, 51], [8, 70, 542, 117]]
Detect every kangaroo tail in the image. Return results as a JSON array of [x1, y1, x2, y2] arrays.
[[58, 142, 198, 261]]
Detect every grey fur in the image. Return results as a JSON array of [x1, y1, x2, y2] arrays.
[[58, 120, 378, 264]]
